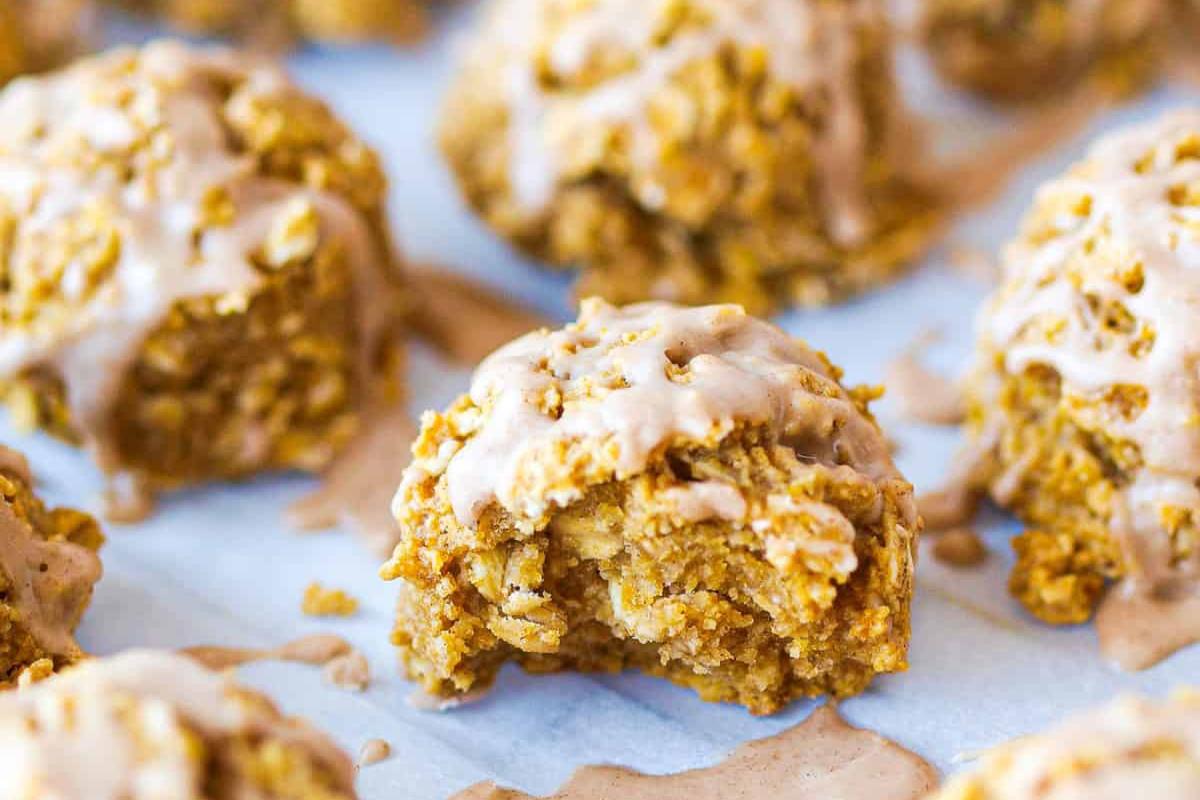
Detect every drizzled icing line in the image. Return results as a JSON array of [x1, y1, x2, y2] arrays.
[[414, 298, 901, 526], [476, 0, 885, 247]]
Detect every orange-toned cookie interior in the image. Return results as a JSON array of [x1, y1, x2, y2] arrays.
[[0, 0, 93, 85], [931, 690, 1200, 799], [383, 299, 920, 715], [0, 41, 405, 515], [920, 0, 1166, 102], [110, 0, 432, 45], [0, 445, 102, 686], [439, 0, 940, 315], [0, 649, 359, 799], [961, 112, 1200, 662]]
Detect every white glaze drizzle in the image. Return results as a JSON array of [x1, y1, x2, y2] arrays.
[[416, 298, 900, 526], [470, 0, 883, 247]]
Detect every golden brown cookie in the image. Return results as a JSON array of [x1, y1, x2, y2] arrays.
[[439, 0, 939, 314], [0, 41, 405, 515], [384, 299, 919, 714]]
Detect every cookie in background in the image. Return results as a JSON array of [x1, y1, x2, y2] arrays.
[[920, 0, 1166, 102], [0, 649, 360, 799], [955, 110, 1200, 668], [109, 0, 434, 46], [930, 690, 1200, 800], [440, 0, 942, 314], [0, 40, 406, 520], [0, 0, 94, 85]]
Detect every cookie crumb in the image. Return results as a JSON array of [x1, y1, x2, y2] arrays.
[[302, 583, 360, 617], [358, 738, 391, 768], [933, 528, 988, 568]]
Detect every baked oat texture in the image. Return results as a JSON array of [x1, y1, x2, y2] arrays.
[[0, 444, 103, 686], [0, 0, 93, 85], [964, 111, 1200, 624], [383, 299, 920, 715], [111, 0, 432, 45], [439, 0, 939, 315], [920, 0, 1166, 102], [0, 650, 358, 799], [0, 41, 404, 503], [931, 689, 1200, 799]]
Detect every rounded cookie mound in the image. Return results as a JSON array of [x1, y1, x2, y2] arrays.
[[0, 445, 102, 685], [964, 111, 1200, 625], [0, 41, 404, 507], [932, 690, 1200, 800], [439, 0, 939, 314], [920, 0, 1164, 102], [384, 299, 919, 715], [0, 650, 358, 799]]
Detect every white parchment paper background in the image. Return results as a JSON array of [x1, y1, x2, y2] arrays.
[[3, 7, 1198, 798]]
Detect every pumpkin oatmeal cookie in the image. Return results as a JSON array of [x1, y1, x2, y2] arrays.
[[111, 0, 432, 45], [920, 0, 1166, 102], [962, 111, 1200, 629], [438, 0, 939, 315], [0, 0, 93, 85], [383, 299, 919, 715], [931, 689, 1200, 799], [0, 41, 405, 516], [0, 649, 358, 799], [0, 444, 103, 686]]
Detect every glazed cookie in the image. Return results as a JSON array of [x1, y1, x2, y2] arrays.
[[931, 690, 1200, 799], [383, 299, 919, 715], [0, 649, 358, 799], [920, 0, 1165, 102], [0, 0, 93, 85], [0, 445, 102, 685], [962, 112, 1200, 638], [0, 41, 405, 516], [112, 0, 431, 45], [439, 0, 939, 314]]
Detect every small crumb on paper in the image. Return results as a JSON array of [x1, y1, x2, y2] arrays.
[[358, 738, 392, 768], [302, 582, 359, 617], [933, 528, 989, 568]]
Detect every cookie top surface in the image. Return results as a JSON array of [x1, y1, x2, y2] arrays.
[[412, 298, 899, 525]]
